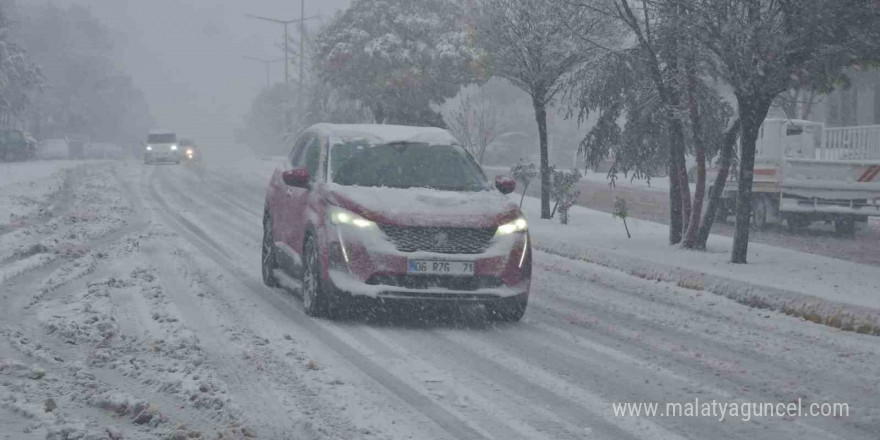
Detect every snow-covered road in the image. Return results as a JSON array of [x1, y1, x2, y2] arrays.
[[2, 160, 878, 440]]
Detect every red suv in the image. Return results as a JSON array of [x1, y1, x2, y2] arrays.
[[261, 124, 531, 321]]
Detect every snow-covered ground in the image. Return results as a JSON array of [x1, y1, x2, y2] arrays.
[[1, 158, 879, 440], [0, 161, 80, 232], [521, 197, 880, 313]]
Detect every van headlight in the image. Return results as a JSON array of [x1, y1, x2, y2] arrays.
[[495, 217, 528, 236], [146, 146, 153, 151], [170, 145, 178, 151], [329, 208, 376, 230]]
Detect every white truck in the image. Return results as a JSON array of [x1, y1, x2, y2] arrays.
[[713, 119, 880, 234]]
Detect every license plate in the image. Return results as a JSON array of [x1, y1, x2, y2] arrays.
[[407, 260, 475, 276]]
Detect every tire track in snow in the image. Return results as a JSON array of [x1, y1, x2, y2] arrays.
[[145, 170, 493, 440], [142, 161, 880, 440]]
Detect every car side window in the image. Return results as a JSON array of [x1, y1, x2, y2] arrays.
[[289, 135, 310, 167], [302, 137, 321, 179]]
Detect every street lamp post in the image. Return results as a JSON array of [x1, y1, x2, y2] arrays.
[[246, 8, 319, 131], [241, 56, 283, 88]]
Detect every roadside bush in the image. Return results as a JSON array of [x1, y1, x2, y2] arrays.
[[510, 159, 538, 209], [550, 167, 582, 225]]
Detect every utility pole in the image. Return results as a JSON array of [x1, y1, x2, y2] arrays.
[[241, 56, 283, 88], [299, 0, 305, 103], [246, 9, 319, 131], [246, 10, 318, 88]]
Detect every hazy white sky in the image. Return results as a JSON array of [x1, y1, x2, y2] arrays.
[[32, 0, 351, 153]]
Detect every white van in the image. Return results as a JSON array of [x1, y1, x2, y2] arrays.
[[144, 131, 180, 164]]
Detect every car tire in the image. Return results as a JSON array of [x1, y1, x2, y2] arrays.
[[301, 235, 335, 318], [485, 295, 528, 322], [261, 212, 278, 287]]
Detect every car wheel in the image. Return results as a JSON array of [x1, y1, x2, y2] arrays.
[[301, 235, 334, 318], [485, 295, 528, 322], [261, 213, 277, 287]]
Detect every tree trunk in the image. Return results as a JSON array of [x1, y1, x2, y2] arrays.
[[664, 112, 691, 245], [731, 95, 772, 264], [671, 119, 692, 232], [532, 95, 552, 219], [696, 119, 741, 248], [682, 69, 706, 248], [668, 146, 683, 245]]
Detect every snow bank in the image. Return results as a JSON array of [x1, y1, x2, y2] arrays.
[[0, 160, 75, 226], [518, 196, 880, 335]]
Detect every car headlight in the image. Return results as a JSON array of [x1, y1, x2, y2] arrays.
[[329, 208, 376, 229], [495, 217, 528, 236], [170, 145, 178, 151], [146, 146, 153, 151]]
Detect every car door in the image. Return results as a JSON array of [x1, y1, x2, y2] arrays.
[[282, 133, 322, 273], [273, 135, 307, 270]]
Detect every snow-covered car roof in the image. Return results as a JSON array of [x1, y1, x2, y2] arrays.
[[149, 129, 176, 135], [309, 123, 459, 146]]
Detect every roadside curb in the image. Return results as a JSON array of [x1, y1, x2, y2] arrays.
[[533, 239, 880, 337]]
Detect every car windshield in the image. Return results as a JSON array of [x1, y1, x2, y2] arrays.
[[329, 141, 487, 191], [148, 133, 176, 144]]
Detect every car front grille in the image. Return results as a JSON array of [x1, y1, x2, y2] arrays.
[[377, 225, 496, 254]]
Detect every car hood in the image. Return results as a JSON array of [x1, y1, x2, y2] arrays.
[[324, 183, 520, 228]]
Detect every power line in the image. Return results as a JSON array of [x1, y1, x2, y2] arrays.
[[241, 56, 284, 88], [245, 9, 319, 88], [246, 3, 319, 131]]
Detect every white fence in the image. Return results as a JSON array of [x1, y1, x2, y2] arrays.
[[819, 125, 880, 160]]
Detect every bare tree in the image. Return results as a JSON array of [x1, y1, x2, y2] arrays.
[[773, 88, 822, 120], [474, 0, 606, 219], [444, 88, 500, 163]]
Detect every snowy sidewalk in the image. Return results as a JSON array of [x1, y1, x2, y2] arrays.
[[520, 196, 880, 334]]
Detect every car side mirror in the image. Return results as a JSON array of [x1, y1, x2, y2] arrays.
[[283, 167, 310, 188], [495, 175, 516, 195]]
